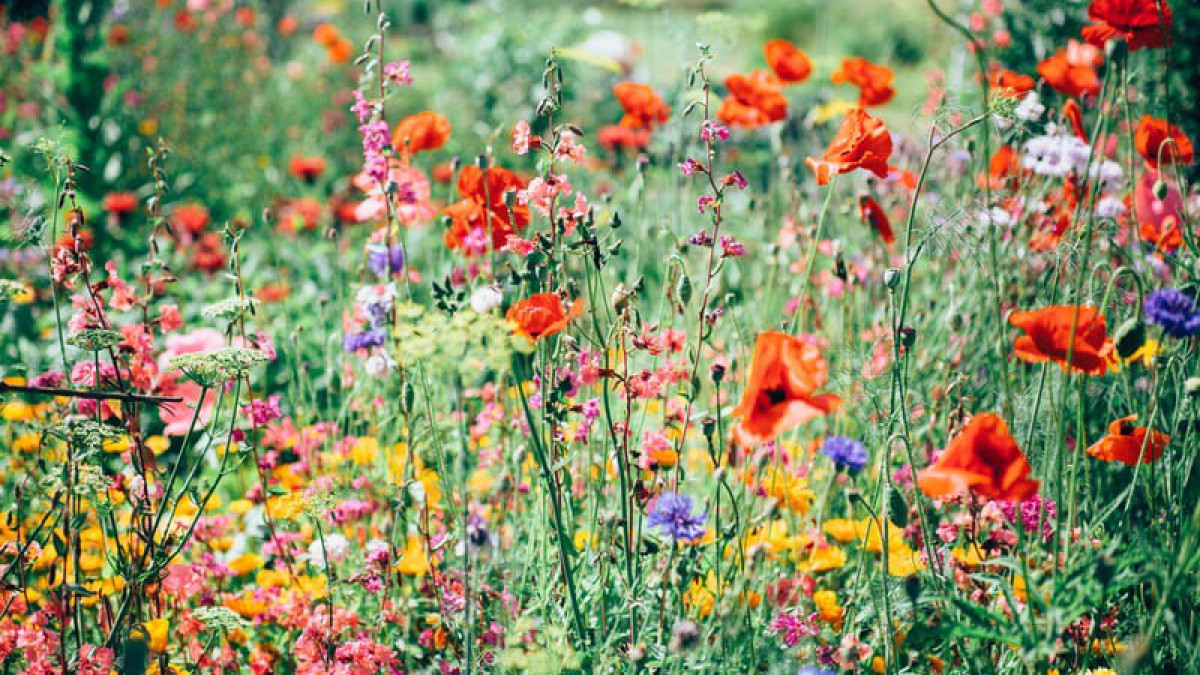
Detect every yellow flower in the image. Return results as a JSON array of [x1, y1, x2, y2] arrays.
[[226, 592, 268, 619], [102, 435, 131, 454], [352, 436, 380, 465], [146, 435, 171, 455], [813, 589, 844, 625], [396, 535, 430, 576], [228, 553, 264, 576], [809, 98, 859, 125], [467, 469, 496, 495], [798, 545, 846, 573], [683, 572, 718, 618], [887, 544, 926, 577], [13, 433, 42, 453], [1, 401, 35, 422], [1124, 339, 1159, 367], [951, 544, 988, 567], [143, 617, 169, 652]]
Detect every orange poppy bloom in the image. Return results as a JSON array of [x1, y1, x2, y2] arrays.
[[983, 144, 1022, 190], [1082, 0, 1172, 52], [831, 57, 895, 107], [805, 108, 893, 186], [102, 192, 138, 215], [1086, 415, 1168, 465], [506, 293, 583, 342], [989, 69, 1035, 97], [1062, 99, 1088, 142], [1134, 115, 1194, 169], [718, 70, 788, 128], [598, 124, 652, 151], [172, 203, 211, 234], [1009, 305, 1114, 375], [731, 332, 841, 444], [1037, 47, 1102, 98], [393, 111, 452, 155], [443, 165, 529, 254], [764, 39, 812, 84], [288, 156, 327, 182], [858, 195, 895, 245], [613, 82, 670, 129], [917, 413, 1039, 502]]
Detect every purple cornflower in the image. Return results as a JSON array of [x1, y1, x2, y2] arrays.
[[366, 244, 405, 278], [678, 158, 704, 176], [1145, 288, 1200, 338], [648, 492, 707, 542], [343, 329, 387, 352], [820, 436, 869, 472]]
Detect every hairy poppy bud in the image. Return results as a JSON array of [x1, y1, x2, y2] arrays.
[[1114, 317, 1146, 359], [899, 326, 916, 349], [1153, 179, 1169, 200], [701, 415, 717, 439], [710, 362, 726, 384], [670, 620, 701, 653], [884, 268, 901, 289]]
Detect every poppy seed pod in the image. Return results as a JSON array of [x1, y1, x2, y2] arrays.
[[711, 362, 726, 384], [1113, 317, 1147, 359], [884, 268, 901, 289]]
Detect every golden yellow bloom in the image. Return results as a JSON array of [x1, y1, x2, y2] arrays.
[[352, 436, 380, 465], [228, 553, 265, 576], [146, 435, 171, 455], [396, 535, 430, 576], [813, 589, 844, 625], [143, 617, 169, 652], [798, 545, 847, 573]]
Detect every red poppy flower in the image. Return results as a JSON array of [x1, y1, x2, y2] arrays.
[[443, 165, 529, 254], [718, 70, 788, 128], [102, 192, 138, 216], [731, 332, 841, 444], [393, 111, 452, 155], [764, 39, 812, 84], [917, 413, 1039, 502], [858, 195, 895, 245], [1082, 0, 1172, 52], [805, 108, 893, 186], [982, 144, 1022, 190], [831, 57, 895, 107], [1134, 115, 1194, 169], [613, 82, 670, 129], [1061, 99, 1089, 142], [989, 69, 1035, 98], [1009, 305, 1114, 375], [288, 156, 327, 182], [172, 203, 211, 235], [597, 124, 652, 152], [1086, 415, 1168, 465], [506, 293, 583, 342], [1037, 48, 1102, 98], [190, 231, 227, 273]]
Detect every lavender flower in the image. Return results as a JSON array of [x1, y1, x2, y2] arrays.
[[648, 492, 706, 542], [820, 436, 869, 472], [366, 244, 405, 278], [343, 329, 387, 352], [1145, 288, 1200, 338]]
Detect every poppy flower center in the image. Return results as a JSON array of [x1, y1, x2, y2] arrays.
[[764, 387, 789, 405]]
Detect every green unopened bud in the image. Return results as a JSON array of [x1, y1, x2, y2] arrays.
[[1114, 317, 1146, 359], [1104, 36, 1127, 62], [1153, 179, 1169, 200], [884, 268, 901, 289]]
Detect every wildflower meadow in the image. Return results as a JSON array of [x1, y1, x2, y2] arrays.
[[1, 0, 1199, 672]]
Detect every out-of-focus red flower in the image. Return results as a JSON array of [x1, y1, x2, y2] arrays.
[[858, 195, 895, 245], [1062, 99, 1089, 142], [1082, 0, 1172, 52], [393, 111, 452, 154], [764, 39, 812, 84], [288, 156, 327, 182], [1038, 44, 1103, 98], [832, 57, 895, 107], [1134, 115, 1194, 169], [190, 231, 227, 273], [597, 124, 652, 152], [989, 69, 1035, 97], [102, 192, 138, 216], [172, 203, 210, 235], [443, 165, 529, 254], [506, 293, 583, 342], [613, 82, 670, 129], [718, 70, 787, 128]]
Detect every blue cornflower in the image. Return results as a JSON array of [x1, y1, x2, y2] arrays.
[[648, 492, 707, 542], [820, 436, 869, 472], [1145, 288, 1200, 338], [343, 329, 387, 352], [366, 244, 405, 278]]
